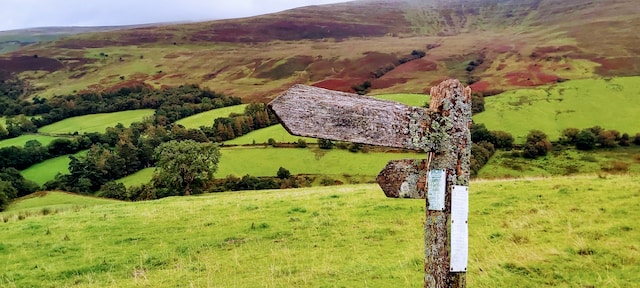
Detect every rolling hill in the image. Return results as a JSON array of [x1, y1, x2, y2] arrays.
[[0, 0, 638, 102]]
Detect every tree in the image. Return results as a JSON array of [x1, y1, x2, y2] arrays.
[[0, 180, 18, 212], [575, 130, 597, 150], [318, 138, 334, 149], [153, 140, 221, 196], [277, 167, 291, 179], [490, 130, 514, 149], [523, 130, 552, 159]]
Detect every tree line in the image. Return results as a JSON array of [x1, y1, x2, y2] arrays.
[[0, 84, 241, 140]]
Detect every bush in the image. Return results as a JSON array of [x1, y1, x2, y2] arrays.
[[575, 130, 598, 150], [318, 139, 334, 149], [296, 139, 307, 148], [522, 130, 552, 159], [99, 181, 128, 200], [490, 130, 514, 149], [277, 167, 291, 179], [633, 133, 640, 145]]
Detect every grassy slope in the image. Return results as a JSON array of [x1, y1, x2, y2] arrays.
[[3, 191, 119, 214], [175, 104, 248, 129], [117, 168, 155, 188], [372, 93, 430, 107], [473, 76, 640, 143], [20, 150, 87, 186], [38, 109, 155, 134], [224, 124, 317, 145], [0, 134, 60, 148], [479, 146, 640, 179], [1, 175, 638, 287]]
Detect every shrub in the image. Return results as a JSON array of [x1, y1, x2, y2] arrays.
[[490, 130, 514, 149], [522, 130, 552, 159], [634, 133, 640, 146], [575, 130, 598, 150], [296, 139, 307, 148], [277, 167, 291, 179]]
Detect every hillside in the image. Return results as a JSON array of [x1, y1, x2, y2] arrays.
[[1, 0, 638, 101], [1, 176, 638, 287]]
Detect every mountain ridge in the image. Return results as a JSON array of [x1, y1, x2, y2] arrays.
[[1, 0, 638, 101]]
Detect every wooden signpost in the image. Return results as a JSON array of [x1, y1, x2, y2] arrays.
[[268, 79, 472, 288]]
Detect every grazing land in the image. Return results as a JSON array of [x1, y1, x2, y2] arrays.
[[20, 151, 87, 186], [175, 104, 248, 129], [1, 175, 638, 287], [0, 134, 60, 148], [224, 124, 317, 145], [474, 76, 640, 143], [38, 109, 155, 134], [372, 93, 430, 107]]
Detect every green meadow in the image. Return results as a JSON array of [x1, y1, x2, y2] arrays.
[[115, 148, 422, 187], [0, 134, 60, 148], [20, 151, 87, 186], [373, 93, 430, 107], [117, 168, 155, 188], [175, 104, 248, 129], [224, 124, 317, 145], [1, 175, 638, 287], [38, 109, 155, 134], [474, 76, 640, 143], [478, 146, 640, 179]]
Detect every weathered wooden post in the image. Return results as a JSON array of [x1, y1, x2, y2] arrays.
[[268, 79, 472, 288]]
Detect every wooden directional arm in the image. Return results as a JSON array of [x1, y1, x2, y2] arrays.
[[268, 84, 430, 151]]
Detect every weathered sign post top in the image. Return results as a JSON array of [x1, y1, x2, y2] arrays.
[[268, 79, 472, 288]]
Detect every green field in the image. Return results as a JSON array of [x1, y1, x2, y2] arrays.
[[373, 93, 430, 107], [114, 147, 422, 186], [218, 147, 419, 177], [1, 175, 638, 287], [38, 109, 155, 134], [474, 76, 640, 143], [20, 151, 87, 186], [117, 168, 156, 188], [224, 124, 318, 145], [175, 104, 248, 129], [479, 146, 640, 178], [0, 134, 60, 148], [3, 191, 119, 214]]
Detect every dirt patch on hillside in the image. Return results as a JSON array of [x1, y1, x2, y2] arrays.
[[313, 78, 359, 92]]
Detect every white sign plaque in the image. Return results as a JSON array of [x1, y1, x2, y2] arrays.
[[427, 169, 446, 211], [450, 185, 469, 272]]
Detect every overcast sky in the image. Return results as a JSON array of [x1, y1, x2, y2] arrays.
[[0, 0, 353, 31]]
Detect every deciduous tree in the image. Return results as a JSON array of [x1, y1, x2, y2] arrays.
[[153, 140, 221, 196]]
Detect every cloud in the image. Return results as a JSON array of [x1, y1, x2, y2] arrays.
[[0, 0, 351, 31]]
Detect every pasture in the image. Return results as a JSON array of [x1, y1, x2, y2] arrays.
[[20, 151, 87, 186], [38, 109, 155, 134], [224, 124, 317, 145], [474, 76, 640, 143], [0, 134, 60, 148], [372, 93, 430, 107], [1, 175, 638, 287], [175, 104, 248, 129]]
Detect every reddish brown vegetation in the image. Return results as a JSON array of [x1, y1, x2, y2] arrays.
[[0, 56, 63, 73]]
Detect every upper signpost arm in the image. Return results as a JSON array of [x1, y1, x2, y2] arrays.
[[268, 84, 430, 151]]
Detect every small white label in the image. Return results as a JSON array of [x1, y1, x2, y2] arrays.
[[427, 170, 446, 211], [450, 185, 469, 272]]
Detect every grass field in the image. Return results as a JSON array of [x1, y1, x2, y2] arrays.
[[224, 124, 318, 145], [373, 93, 430, 107], [474, 76, 640, 143], [1, 175, 638, 287], [479, 146, 640, 178], [175, 104, 248, 129], [38, 109, 155, 134], [0, 134, 60, 148], [117, 168, 155, 188], [20, 151, 87, 186], [114, 147, 422, 187]]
